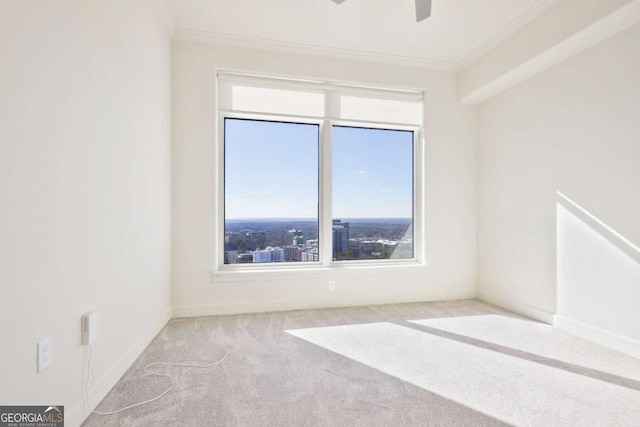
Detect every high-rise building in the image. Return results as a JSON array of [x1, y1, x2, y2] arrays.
[[332, 219, 349, 255], [288, 229, 304, 246]]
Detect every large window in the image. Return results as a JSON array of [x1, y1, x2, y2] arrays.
[[218, 73, 422, 268], [224, 118, 320, 264], [332, 126, 414, 261]]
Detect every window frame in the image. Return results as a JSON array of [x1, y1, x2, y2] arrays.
[[326, 120, 421, 267], [217, 112, 326, 271], [215, 74, 424, 273]]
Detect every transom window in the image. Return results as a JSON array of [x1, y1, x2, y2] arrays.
[[217, 72, 423, 269]]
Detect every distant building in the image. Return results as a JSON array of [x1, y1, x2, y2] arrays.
[[252, 246, 285, 263], [288, 229, 304, 246], [271, 247, 284, 262], [253, 248, 271, 263], [284, 246, 301, 262], [224, 243, 238, 264], [238, 253, 253, 263], [361, 240, 383, 255], [301, 249, 319, 262], [332, 219, 350, 254]]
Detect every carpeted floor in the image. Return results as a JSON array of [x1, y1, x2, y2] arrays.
[[82, 299, 640, 426]]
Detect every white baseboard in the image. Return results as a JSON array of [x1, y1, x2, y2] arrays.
[[477, 290, 555, 324], [554, 314, 640, 360], [172, 288, 478, 317], [66, 306, 173, 427], [477, 290, 640, 359]]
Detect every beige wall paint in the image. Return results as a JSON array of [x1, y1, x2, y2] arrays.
[[171, 41, 478, 316], [0, 1, 172, 425], [477, 24, 640, 344]]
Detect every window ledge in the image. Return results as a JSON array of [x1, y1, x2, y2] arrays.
[[210, 260, 428, 283]]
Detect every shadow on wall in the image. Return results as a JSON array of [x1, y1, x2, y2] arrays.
[[555, 191, 640, 356]]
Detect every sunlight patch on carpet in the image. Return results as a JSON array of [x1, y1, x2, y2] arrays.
[[287, 322, 640, 426], [409, 315, 640, 381]]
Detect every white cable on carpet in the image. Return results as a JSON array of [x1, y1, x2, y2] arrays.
[[84, 344, 229, 416]]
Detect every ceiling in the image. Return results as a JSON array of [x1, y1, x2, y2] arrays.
[[164, 0, 559, 70]]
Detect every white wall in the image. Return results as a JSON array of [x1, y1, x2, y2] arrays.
[[171, 41, 478, 316], [556, 197, 640, 358], [0, 1, 172, 425], [477, 24, 640, 338], [457, 0, 639, 104]]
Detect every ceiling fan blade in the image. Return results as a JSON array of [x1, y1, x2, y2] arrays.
[[332, 0, 346, 4], [415, 0, 431, 22]]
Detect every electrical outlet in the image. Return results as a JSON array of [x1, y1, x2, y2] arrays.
[[328, 280, 336, 291], [37, 337, 53, 372]]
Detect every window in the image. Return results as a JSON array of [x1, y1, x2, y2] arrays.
[[224, 118, 320, 264], [332, 126, 414, 261], [218, 73, 422, 268]]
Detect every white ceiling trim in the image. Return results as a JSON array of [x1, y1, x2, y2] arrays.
[[172, 28, 459, 72], [456, 0, 560, 70], [166, 1, 561, 73]]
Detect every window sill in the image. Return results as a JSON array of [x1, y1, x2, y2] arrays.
[[210, 259, 427, 283]]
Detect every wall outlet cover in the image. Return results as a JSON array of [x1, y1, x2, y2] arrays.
[[37, 336, 53, 372]]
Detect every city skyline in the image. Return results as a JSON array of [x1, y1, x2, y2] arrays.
[[224, 216, 413, 264], [225, 217, 412, 221]]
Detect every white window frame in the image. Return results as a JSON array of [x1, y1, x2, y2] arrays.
[[218, 113, 326, 271], [215, 72, 425, 273]]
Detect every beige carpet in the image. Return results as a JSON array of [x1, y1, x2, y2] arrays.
[[82, 300, 640, 426]]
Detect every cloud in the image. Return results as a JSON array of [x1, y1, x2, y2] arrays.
[[355, 170, 368, 175]]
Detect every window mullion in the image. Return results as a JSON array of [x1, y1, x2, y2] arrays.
[[320, 119, 333, 266], [415, 127, 425, 263]]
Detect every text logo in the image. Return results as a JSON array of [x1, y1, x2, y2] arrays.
[[0, 405, 64, 427]]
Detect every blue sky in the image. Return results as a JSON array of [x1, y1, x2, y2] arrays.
[[224, 119, 413, 219], [332, 126, 413, 218]]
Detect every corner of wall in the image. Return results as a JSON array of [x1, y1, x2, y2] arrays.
[[477, 289, 555, 324], [67, 307, 172, 426]]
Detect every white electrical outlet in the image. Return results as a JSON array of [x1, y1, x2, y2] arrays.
[[81, 311, 98, 345], [328, 280, 336, 291], [37, 336, 53, 372]]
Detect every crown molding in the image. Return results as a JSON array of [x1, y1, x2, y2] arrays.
[[457, 0, 560, 70], [169, 0, 560, 73], [152, 0, 176, 36], [172, 28, 459, 72], [160, 0, 573, 73]]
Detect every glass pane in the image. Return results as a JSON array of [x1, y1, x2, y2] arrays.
[[232, 85, 325, 117], [224, 118, 319, 264], [332, 126, 414, 261], [339, 95, 421, 125]]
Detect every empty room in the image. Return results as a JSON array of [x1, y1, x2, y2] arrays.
[[1, 0, 639, 425]]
